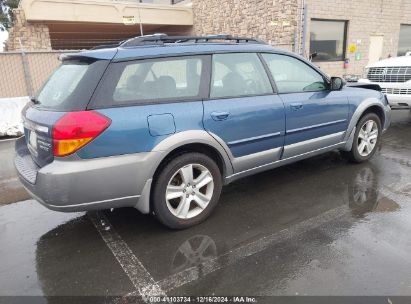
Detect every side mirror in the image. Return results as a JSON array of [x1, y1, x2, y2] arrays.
[[330, 77, 345, 91]]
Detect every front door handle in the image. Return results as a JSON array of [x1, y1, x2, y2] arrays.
[[211, 111, 230, 121], [290, 103, 303, 111]]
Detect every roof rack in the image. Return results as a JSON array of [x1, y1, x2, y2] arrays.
[[90, 41, 124, 50], [120, 34, 266, 47], [91, 43, 122, 50]]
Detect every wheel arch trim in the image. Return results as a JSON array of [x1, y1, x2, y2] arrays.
[[151, 130, 235, 178], [343, 98, 387, 151]]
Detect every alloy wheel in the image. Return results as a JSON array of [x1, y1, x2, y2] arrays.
[[357, 120, 379, 157], [165, 163, 214, 219]]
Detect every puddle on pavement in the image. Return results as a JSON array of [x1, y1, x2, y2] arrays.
[[10, 155, 404, 291], [1, 111, 410, 296], [373, 196, 401, 213], [400, 183, 411, 195]]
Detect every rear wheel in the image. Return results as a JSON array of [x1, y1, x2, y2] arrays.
[[342, 113, 381, 163], [152, 153, 222, 229]]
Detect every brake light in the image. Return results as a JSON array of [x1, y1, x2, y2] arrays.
[[53, 111, 111, 157]]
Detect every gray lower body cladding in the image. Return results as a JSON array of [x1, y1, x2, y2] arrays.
[[15, 102, 391, 214], [14, 137, 163, 213]]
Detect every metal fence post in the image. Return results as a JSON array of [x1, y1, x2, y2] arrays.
[[18, 38, 33, 97]]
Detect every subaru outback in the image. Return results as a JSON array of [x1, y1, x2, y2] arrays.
[[15, 34, 391, 229]]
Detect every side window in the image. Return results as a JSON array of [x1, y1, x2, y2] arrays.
[[262, 53, 327, 94], [102, 56, 203, 105], [210, 53, 273, 99]]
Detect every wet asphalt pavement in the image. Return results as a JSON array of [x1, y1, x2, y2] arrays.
[[0, 111, 411, 301]]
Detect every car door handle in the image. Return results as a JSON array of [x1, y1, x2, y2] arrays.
[[290, 103, 303, 111], [211, 112, 230, 121]]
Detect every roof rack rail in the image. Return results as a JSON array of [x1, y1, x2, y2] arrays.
[[91, 42, 122, 50], [120, 33, 266, 47]]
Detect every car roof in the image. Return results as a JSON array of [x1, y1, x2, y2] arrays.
[[114, 43, 283, 61], [64, 41, 329, 80], [69, 42, 290, 62]]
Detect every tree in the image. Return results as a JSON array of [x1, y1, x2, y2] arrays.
[[0, 0, 19, 31]]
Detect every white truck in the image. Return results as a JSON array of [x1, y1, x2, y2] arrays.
[[359, 53, 411, 109]]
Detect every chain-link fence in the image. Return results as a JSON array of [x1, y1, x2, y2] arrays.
[[0, 50, 78, 98]]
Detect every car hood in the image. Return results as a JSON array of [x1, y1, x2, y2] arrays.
[[346, 83, 381, 92], [366, 55, 411, 68]]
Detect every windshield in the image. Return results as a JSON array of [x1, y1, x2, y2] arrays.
[[35, 59, 108, 111]]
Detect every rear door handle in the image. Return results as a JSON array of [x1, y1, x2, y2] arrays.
[[290, 103, 303, 111], [211, 111, 230, 121]]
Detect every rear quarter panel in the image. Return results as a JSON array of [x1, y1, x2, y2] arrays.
[[77, 101, 204, 158]]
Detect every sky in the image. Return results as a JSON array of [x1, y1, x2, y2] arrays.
[[0, 30, 9, 51]]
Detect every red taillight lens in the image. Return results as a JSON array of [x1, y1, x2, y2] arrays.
[[52, 111, 111, 156]]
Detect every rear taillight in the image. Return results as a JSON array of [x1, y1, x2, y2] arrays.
[[52, 111, 111, 157]]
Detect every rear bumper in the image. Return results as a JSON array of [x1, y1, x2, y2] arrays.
[[14, 137, 163, 213]]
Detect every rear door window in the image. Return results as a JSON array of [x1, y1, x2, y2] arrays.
[[210, 53, 273, 99], [35, 59, 109, 111], [91, 56, 207, 107]]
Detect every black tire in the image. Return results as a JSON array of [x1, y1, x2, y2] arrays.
[[341, 113, 382, 163], [152, 152, 222, 229]]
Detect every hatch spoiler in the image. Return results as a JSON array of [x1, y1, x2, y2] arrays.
[[58, 48, 118, 62]]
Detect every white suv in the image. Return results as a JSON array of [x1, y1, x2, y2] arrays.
[[359, 53, 411, 109]]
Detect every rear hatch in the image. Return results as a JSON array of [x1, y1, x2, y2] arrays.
[[23, 54, 111, 167]]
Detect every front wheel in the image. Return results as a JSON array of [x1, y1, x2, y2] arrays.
[[341, 113, 382, 163], [152, 152, 222, 229]]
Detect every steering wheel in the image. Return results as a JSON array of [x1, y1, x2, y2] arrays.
[[244, 79, 258, 94], [302, 81, 326, 92]]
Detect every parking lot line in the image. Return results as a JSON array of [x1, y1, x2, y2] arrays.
[[155, 204, 350, 292], [88, 211, 166, 300], [96, 183, 410, 298]]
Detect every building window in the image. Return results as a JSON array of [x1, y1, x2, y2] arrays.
[[398, 24, 411, 56], [310, 19, 348, 62]]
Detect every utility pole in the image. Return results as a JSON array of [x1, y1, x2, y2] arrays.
[[138, 7, 144, 36]]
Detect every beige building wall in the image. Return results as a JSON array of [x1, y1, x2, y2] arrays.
[[192, 0, 299, 51], [6, 0, 193, 51], [306, 0, 411, 77]]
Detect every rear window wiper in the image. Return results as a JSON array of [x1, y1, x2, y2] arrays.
[[30, 97, 40, 104]]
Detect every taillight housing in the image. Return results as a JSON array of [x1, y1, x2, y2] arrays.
[[52, 111, 111, 157]]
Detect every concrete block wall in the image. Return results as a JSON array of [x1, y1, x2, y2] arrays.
[[192, 0, 411, 77], [192, 0, 299, 51], [6, 9, 51, 51], [306, 0, 411, 77]]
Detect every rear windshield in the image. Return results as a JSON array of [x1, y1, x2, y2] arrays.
[[34, 59, 108, 111]]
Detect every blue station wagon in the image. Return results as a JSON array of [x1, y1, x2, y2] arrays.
[[15, 34, 391, 228]]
